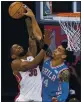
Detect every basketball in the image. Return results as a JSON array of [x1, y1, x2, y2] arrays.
[[8, 2, 26, 19]]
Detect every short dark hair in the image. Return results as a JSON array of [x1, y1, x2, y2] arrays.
[[61, 41, 68, 50], [61, 41, 76, 65]]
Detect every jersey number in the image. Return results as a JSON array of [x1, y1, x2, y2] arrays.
[[29, 69, 37, 76], [42, 77, 48, 87]]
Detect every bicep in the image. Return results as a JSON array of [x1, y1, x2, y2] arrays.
[[11, 60, 34, 72]]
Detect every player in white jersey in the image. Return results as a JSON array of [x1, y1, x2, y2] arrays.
[[11, 9, 43, 101], [13, 53, 42, 102], [11, 44, 48, 102], [11, 5, 49, 102]]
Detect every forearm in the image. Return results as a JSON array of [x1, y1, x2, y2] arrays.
[[25, 18, 35, 39], [25, 18, 37, 57], [11, 49, 46, 72], [31, 16, 42, 40], [28, 37, 37, 57], [57, 82, 69, 102], [23, 5, 42, 40], [22, 49, 46, 70]]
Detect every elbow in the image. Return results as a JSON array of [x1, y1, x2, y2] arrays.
[[57, 82, 69, 101], [57, 92, 69, 102]]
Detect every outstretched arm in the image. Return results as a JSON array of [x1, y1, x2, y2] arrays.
[[11, 45, 48, 72], [25, 18, 37, 57], [23, 5, 51, 59], [23, 5, 42, 41]]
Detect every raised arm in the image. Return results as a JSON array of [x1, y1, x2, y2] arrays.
[[23, 5, 42, 41], [25, 18, 37, 57], [23, 5, 51, 59]]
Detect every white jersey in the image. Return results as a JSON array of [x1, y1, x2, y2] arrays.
[[15, 56, 42, 102]]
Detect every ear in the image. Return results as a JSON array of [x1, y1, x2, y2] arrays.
[[61, 55, 67, 59], [11, 55, 16, 59]]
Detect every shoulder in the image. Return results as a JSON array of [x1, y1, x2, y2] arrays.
[[59, 69, 70, 82], [61, 70, 70, 76]]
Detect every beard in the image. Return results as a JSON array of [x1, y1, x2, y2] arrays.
[[18, 51, 27, 57]]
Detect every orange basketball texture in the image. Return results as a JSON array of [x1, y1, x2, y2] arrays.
[[8, 2, 26, 19]]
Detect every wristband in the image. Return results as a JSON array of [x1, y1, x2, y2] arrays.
[[42, 44, 48, 51], [46, 48, 52, 57]]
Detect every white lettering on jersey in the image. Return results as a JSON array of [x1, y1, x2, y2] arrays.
[[42, 67, 56, 82]]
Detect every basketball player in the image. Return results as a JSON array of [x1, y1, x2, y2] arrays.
[[12, 5, 75, 102], [19, 41, 73, 102], [41, 42, 73, 102], [11, 16, 48, 101], [11, 43, 48, 102], [22, 5, 71, 102]]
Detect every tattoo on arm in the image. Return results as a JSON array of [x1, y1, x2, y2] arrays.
[[59, 70, 70, 82]]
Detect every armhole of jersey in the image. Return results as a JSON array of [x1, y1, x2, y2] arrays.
[[14, 72, 22, 83]]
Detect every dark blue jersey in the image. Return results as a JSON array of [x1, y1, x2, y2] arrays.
[[41, 59, 69, 102]]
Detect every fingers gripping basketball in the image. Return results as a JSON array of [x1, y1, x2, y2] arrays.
[[8, 2, 26, 19]]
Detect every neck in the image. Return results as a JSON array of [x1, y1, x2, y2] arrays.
[[51, 59, 64, 67]]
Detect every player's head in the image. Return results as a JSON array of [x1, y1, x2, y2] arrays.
[[52, 41, 75, 64], [11, 44, 24, 59], [52, 42, 68, 60]]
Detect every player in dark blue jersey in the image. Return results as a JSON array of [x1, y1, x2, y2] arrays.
[[41, 41, 75, 102]]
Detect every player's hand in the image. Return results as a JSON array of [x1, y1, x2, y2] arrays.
[[23, 4, 35, 18], [52, 97, 58, 102]]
